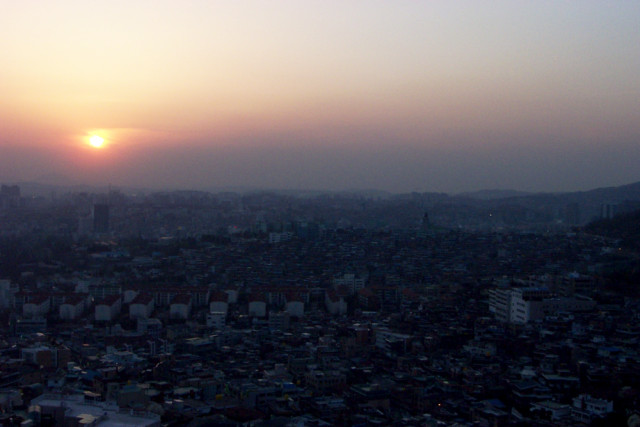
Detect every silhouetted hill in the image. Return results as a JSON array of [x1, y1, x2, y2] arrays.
[[450, 181, 640, 225], [457, 181, 640, 205], [457, 189, 533, 200], [579, 181, 640, 201]]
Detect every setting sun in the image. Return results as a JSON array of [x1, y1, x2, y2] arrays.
[[89, 135, 105, 148]]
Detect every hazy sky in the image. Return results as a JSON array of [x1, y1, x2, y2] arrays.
[[1, 1, 639, 193]]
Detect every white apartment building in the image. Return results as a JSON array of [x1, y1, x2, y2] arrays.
[[286, 301, 304, 318], [510, 288, 552, 324], [489, 287, 595, 324], [95, 295, 122, 322], [129, 294, 154, 319], [206, 311, 226, 329], [249, 300, 266, 317], [169, 294, 192, 320], [332, 273, 366, 294], [59, 295, 86, 320], [325, 291, 348, 315], [122, 289, 139, 304], [23, 296, 50, 319]]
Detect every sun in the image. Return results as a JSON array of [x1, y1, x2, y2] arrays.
[[89, 135, 105, 148]]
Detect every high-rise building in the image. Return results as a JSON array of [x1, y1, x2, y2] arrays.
[[0, 184, 20, 197], [600, 203, 618, 219], [0, 184, 21, 208], [93, 204, 110, 233], [489, 287, 594, 324], [564, 203, 580, 225]]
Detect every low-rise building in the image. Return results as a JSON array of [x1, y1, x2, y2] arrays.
[[572, 394, 613, 424], [30, 393, 160, 427], [305, 369, 346, 393]]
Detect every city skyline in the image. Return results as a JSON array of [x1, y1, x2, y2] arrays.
[[2, 1, 640, 193]]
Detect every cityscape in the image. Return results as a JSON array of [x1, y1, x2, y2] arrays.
[[2, 1, 640, 426], [0, 181, 639, 426]]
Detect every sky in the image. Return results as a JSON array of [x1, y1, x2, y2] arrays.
[[1, 1, 639, 194]]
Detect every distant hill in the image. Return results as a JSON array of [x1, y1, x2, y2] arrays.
[[579, 181, 640, 201], [14, 181, 112, 197], [450, 181, 640, 225], [457, 181, 640, 204], [457, 189, 533, 200]]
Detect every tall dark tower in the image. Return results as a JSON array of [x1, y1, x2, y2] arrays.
[[418, 211, 433, 237], [93, 204, 110, 233], [0, 184, 21, 208], [421, 211, 430, 229]]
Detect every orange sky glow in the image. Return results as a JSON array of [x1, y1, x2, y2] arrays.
[[1, 1, 639, 192]]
